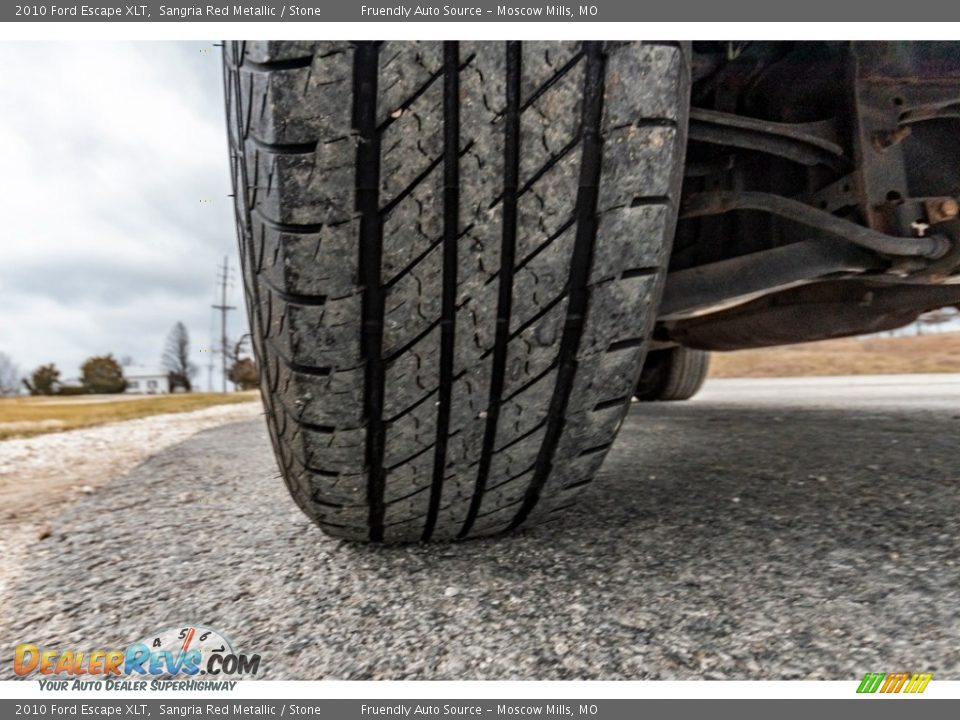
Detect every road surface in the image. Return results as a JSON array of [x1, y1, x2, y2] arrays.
[[2, 375, 958, 679]]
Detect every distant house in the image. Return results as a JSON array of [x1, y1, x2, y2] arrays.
[[124, 368, 171, 395]]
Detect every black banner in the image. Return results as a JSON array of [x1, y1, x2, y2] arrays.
[[6, 0, 960, 22]]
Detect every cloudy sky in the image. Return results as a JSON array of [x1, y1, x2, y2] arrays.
[[0, 41, 247, 390]]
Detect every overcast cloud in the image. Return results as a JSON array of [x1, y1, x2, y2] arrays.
[[0, 41, 246, 389]]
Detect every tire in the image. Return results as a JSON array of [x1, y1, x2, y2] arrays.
[[634, 347, 710, 402], [224, 40, 689, 542]]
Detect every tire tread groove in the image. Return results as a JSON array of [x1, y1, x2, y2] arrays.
[[459, 41, 523, 538]]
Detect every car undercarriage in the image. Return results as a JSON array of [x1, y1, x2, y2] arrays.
[[659, 41, 960, 352]]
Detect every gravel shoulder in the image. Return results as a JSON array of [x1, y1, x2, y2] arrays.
[[1, 378, 957, 680]]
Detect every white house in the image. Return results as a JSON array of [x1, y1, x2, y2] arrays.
[[124, 368, 171, 394]]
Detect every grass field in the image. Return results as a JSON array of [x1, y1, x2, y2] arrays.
[[709, 331, 960, 378], [0, 391, 259, 440]]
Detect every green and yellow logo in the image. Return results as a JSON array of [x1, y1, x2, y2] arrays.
[[857, 672, 933, 694]]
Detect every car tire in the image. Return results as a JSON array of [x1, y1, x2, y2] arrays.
[[224, 40, 690, 541], [635, 347, 710, 402]]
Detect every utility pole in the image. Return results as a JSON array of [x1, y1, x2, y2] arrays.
[[212, 256, 236, 393], [207, 306, 215, 392]]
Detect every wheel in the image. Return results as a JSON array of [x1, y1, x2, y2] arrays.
[[224, 40, 690, 542], [634, 347, 710, 402]]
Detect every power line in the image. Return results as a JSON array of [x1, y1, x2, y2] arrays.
[[211, 256, 237, 393]]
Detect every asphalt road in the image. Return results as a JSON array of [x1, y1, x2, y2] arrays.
[[3, 375, 959, 680]]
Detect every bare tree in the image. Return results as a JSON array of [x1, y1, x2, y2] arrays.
[[222, 334, 252, 391], [162, 322, 198, 392], [0, 352, 21, 396], [226, 334, 250, 366], [228, 357, 259, 391]]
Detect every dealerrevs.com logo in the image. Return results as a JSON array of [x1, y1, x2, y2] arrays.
[[14, 625, 260, 691]]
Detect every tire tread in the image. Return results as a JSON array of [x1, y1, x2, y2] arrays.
[[225, 40, 689, 541]]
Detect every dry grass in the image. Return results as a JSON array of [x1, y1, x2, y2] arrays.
[[0, 392, 259, 440], [709, 331, 960, 378]]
